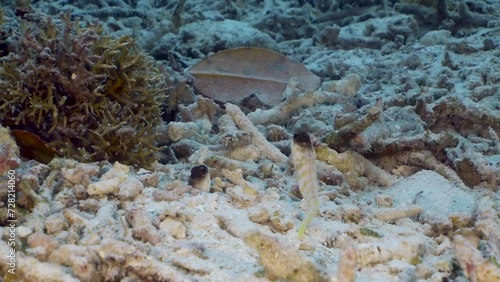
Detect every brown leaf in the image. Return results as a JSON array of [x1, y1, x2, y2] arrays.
[[188, 47, 321, 107], [11, 129, 58, 164]]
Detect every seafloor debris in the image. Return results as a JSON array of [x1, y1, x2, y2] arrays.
[[0, 126, 20, 176], [244, 230, 329, 281]]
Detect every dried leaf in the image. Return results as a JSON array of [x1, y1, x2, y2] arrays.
[[11, 129, 58, 164], [188, 47, 321, 106]]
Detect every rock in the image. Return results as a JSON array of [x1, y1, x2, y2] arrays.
[[248, 205, 270, 224], [160, 218, 187, 239], [420, 30, 452, 46], [151, 19, 278, 60], [0, 126, 20, 175], [87, 178, 123, 196], [27, 232, 59, 258], [102, 162, 130, 180], [269, 210, 294, 232], [322, 74, 362, 97], [17, 226, 33, 238], [61, 163, 100, 186], [244, 230, 329, 281], [118, 176, 143, 201], [44, 213, 68, 235], [375, 194, 394, 208]]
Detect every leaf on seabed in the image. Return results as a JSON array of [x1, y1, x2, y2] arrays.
[[188, 47, 321, 107], [11, 129, 58, 164]]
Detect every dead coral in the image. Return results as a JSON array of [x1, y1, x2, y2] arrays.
[[248, 80, 348, 126], [453, 235, 500, 282], [396, 0, 493, 31], [125, 207, 161, 245], [314, 144, 395, 188], [323, 104, 382, 152], [244, 230, 329, 281], [225, 103, 287, 163], [416, 95, 500, 187], [0, 126, 20, 175]]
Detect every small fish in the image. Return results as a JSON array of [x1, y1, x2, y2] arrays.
[[188, 164, 210, 192], [291, 132, 320, 238]]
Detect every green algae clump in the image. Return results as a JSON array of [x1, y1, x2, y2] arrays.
[[0, 13, 166, 168]]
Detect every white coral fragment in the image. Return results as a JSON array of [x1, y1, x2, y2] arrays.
[[248, 80, 346, 125], [125, 208, 161, 245], [87, 177, 123, 195], [118, 176, 144, 201], [102, 161, 130, 180], [371, 205, 423, 222], [160, 217, 187, 239], [453, 235, 500, 282], [61, 163, 99, 185], [87, 162, 129, 195], [322, 74, 362, 97], [225, 103, 287, 163], [244, 230, 328, 281], [336, 243, 357, 282]]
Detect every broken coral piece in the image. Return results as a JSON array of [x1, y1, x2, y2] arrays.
[[0, 126, 20, 172], [453, 235, 500, 282], [371, 205, 423, 222], [244, 230, 329, 281], [248, 80, 346, 126], [225, 103, 287, 163], [315, 144, 395, 188], [322, 74, 362, 97], [336, 243, 358, 282], [125, 207, 161, 245], [87, 162, 129, 195]]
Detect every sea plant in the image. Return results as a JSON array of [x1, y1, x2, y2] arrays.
[[0, 12, 166, 168]]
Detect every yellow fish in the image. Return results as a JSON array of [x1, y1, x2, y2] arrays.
[[291, 132, 319, 238]]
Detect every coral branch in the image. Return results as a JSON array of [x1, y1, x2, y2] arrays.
[[323, 105, 382, 151], [225, 103, 287, 163], [248, 80, 347, 125], [244, 230, 329, 281]]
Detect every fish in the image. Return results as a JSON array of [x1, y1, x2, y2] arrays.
[[188, 164, 210, 192], [291, 132, 320, 238]]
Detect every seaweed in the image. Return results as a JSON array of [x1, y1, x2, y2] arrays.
[[0, 11, 166, 168]]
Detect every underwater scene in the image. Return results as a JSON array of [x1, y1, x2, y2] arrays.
[[0, 0, 499, 281]]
